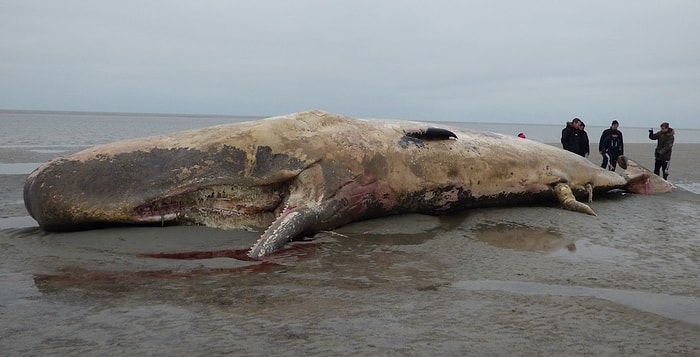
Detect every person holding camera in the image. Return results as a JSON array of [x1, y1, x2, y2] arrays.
[[648, 122, 675, 180]]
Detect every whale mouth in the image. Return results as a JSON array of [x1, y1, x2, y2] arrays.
[[133, 183, 289, 230]]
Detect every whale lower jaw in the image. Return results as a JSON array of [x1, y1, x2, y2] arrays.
[[131, 183, 289, 230]]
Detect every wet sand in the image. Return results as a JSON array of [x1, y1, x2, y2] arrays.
[[1, 144, 699, 356]]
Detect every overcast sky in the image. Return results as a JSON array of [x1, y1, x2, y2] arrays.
[[2, 1, 699, 128]]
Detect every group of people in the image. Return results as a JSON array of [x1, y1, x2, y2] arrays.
[[560, 117, 591, 158], [560, 118, 675, 180]]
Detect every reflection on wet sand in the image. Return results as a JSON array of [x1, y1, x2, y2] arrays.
[[453, 279, 700, 326], [473, 221, 576, 253], [31, 243, 324, 295], [22, 216, 448, 298]]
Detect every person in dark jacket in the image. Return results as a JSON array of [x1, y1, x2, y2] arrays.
[[600, 129, 623, 171], [561, 118, 582, 154], [578, 122, 590, 157], [599, 120, 624, 168], [649, 122, 675, 180]]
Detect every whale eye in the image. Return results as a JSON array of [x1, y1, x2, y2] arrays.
[[404, 127, 457, 140]]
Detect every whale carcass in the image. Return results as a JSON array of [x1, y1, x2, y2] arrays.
[[24, 110, 673, 258]]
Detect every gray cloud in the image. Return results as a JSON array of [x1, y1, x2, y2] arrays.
[[1, 0, 699, 128]]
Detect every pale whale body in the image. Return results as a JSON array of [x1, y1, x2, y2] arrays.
[[24, 110, 672, 258]]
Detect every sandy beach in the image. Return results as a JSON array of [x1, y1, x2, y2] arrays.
[[1, 142, 699, 356], [590, 143, 700, 188]]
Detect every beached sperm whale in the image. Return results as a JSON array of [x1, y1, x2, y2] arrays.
[[24, 110, 673, 258]]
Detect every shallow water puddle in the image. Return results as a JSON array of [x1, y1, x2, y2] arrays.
[[473, 222, 574, 252], [453, 279, 700, 326], [473, 223, 635, 262], [675, 182, 700, 195], [549, 239, 636, 262]]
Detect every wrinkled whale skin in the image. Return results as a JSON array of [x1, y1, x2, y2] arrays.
[[23, 110, 672, 258]]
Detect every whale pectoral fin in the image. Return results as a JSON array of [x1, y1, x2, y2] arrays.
[[554, 183, 596, 216], [247, 163, 329, 259], [247, 204, 320, 259]]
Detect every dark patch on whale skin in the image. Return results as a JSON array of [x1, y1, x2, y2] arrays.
[[399, 136, 426, 149], [24, 146, 250, 230], [393, 186, 559, 216], [398, 186, 473, 213], [252, 146, 307, 178], [214, 145, 249, 172], [324, 185, 555, 227], [61, 147, 247, 192], [362, 153, 389, 179]]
